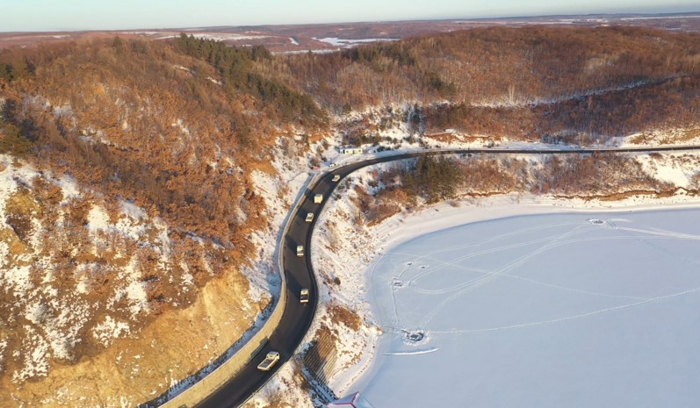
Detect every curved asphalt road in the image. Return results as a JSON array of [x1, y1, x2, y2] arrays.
[[195, 145, 700, 407]]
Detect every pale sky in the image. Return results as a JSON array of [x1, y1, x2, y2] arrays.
[[1, 0, 699, 32]]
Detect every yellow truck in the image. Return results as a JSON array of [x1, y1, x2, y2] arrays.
[[300, 288, 310, 304]]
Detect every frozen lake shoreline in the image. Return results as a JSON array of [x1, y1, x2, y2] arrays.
[[350, 204, 700, 408]]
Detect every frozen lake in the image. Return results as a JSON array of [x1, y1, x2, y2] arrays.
[[357, 209, 700, 408]]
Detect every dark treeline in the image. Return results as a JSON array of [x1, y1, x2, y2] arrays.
[[402, 155, 463, 203], [0, 98, 33, 156], [176, 34, 326, 125], [0, 54, 34, 83]]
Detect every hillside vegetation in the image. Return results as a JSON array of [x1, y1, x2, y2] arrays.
[[1, 25, 700, 406], [285, 26, 700, 142], [0, 36, 300, 406]]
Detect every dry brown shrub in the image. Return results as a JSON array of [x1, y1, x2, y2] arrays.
[[327, 304, 362, 332], [4, 187, 41, 243], [314, 323, 339, 351], [690, 172, 700, 189], [366, 202, 401, 226]]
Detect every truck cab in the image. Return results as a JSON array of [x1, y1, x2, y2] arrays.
[[257, 351, 280, 371]]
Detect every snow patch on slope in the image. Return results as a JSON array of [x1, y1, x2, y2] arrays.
[[0, 155, 179, 384], [93, 316, 132, 347], [636, 153, 699, 188], [88, 205, 111, 233], [0, 338, 7, 367], [12, 326, 50, 382]]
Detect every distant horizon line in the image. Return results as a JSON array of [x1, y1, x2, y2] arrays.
[[2, 10, 700, 34]]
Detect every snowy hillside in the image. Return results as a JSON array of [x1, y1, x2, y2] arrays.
[[0, 156, 270, 407], [0, 156, 174, 381]]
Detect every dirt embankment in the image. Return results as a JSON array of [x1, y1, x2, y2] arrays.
[[3, 267, 268, 407]]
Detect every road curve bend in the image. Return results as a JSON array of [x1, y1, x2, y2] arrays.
[[194, 145, 700, 407]]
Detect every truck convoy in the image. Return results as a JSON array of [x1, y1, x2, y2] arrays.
[[257, 351, 280, 371]]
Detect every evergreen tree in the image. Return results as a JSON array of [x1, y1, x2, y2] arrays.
[[402, 155, 462, 203], [11, 58, 31, 80], [0, 63, 11, 82], [0, 124, 33, 156], [175, 34, 326, 126]]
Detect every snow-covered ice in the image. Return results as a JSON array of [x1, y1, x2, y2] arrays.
[[315, 37, 397, 47], [188, 32, 270, 41], [355, 209, 700, 408]]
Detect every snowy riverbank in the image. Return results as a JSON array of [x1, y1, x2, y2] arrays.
[[334, 195, 700, 407]]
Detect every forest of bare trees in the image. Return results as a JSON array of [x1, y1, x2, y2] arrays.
[[0, 24, 699, 303]]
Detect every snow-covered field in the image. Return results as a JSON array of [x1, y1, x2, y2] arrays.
[[355, 209, 700, 408], [315, 37, 398, 47]]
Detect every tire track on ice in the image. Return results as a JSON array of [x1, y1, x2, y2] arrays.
[[391, 221, 584, 281], [418, 223, 591, 327], [430, 283, 700, 335], [411, 225, 611, 297], [400, 222, 593, 284]]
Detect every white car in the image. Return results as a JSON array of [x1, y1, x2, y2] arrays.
[[305, 212, 314, 223], [296, 245, 304, 257], [332, 174, 341, 182]]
